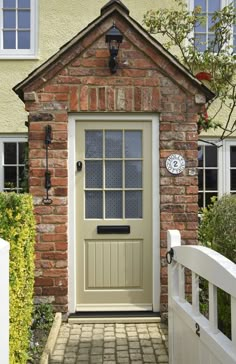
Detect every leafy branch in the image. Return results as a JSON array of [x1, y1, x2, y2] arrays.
[[143, 0, 236, 141]]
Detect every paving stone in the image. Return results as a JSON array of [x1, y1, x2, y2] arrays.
[[143, 354, 156, 362], [49, 321, 168, 364]]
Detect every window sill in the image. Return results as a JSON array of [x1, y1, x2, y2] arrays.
[[0, 54, 39, 60]]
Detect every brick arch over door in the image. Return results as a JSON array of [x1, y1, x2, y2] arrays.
[[14, 0, 214, 313]]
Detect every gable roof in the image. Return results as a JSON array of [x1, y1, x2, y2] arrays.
[[13, 0, 215, 101]]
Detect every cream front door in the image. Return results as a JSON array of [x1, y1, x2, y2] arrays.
[[76, 121, 152, 311]]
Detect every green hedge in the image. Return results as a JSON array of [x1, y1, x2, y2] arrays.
[[0, 193, 36, 364], [199, 194, 236, 339]]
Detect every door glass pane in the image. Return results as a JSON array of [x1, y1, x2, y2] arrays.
[[105, 131, 122, 158], [230, 147, 236, 167], [4, 166, 17, 188], [125, 131, 142, 158], [125, 161, 142, 188], [125, 191, 142, 218], [105, 161, 122, 188], [205, 170, 217, 190], [85, 161, 102, 188], [85, 131, 103, 158], [85, 191, 103, 219], [4, 143, 16, 164], [105, 191, 122, 218]]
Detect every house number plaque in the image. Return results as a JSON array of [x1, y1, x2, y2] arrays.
[[166, 154, 185, 175]]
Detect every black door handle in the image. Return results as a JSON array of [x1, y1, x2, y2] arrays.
[[77, 161, 83, 171]]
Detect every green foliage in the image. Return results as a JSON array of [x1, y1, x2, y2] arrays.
[[199, 194, 236, 338], [0, 193, 36, 364], [31, 304, 54, 330], [143, 0, 236, 139]]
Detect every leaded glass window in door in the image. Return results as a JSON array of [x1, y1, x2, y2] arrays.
[[85, 130, 143, 219]]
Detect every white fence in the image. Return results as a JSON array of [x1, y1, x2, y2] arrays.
[[0, 238, 9, 364], [168, 230, 236, 364]]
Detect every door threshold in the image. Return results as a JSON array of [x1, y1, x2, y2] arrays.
[[68, 311, 161, 324]]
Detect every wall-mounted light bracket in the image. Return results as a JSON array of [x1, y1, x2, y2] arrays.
[[42, 125, 52, 205], [105, 23, 123, 74]]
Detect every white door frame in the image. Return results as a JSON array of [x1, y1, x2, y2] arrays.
[[68, 113, 160, 313]]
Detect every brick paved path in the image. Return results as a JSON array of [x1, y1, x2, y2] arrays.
[[50, 322, 168, 364]]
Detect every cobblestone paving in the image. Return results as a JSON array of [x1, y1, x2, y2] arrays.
[[50, 322, 168, 364]]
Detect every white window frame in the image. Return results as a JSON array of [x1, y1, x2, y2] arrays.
[[189, 0, 232, 51], [0, 135, 27, 191], [0, 0, 38, 59], [198, 138, 236, 207]]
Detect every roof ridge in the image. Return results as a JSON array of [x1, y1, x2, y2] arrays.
[[101, 0, 129, 15]]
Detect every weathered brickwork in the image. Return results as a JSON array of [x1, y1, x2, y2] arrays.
[[19, 12, 208, 313]]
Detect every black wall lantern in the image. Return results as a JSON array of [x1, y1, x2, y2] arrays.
[[105, 23, 123, 74]]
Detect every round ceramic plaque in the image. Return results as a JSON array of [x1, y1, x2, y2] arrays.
[[166, 154, 185, 175]]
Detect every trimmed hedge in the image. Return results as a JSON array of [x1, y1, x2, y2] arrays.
[[0, 193, 36, 364], [199, 194, 236, 339]]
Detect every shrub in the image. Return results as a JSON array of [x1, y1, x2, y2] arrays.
[[199, 194, 236, 338], [0, 193, 36, 364]]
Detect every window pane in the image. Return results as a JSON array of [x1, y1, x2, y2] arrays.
[[85, 191, 103, 219], [105, 131, 122, 158], [4, 166, 17, 188], [3, 30, 16, 49], [198, 193, 203, 209], [208, 0, 220, 12], [125, 191, 142, 218], [3, 10, 16, 28], [105, 191, 122, 218], [195, 34, 207, 52], [18, 10, 30, 28], [85, 131, 103, 158], [18, 31, 30, 49], [85, 161, 103, 188], [105, 161, 122, 188], [125, 131, 142, 158], [19, 142, 26, 164], [3, 0, 16, 8], [19, 166, 25, 189], [195, 21, 206, 33], [4, 143, 16, 164], [125, 161, 142, 188], [231, 170, 236, 191], [18, 0, 30, 8], [230, 147, 236, 167], [198, 169, 203, 190], [198, 147, 203, 167], [205, 170, 217, 190], [205, 146, 217, 167], [205, 193, 217, 207], [195, 0, 206, 12]]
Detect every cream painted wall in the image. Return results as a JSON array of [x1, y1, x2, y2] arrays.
[[0, 0, 167, 134]]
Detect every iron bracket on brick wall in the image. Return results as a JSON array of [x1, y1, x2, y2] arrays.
[[42, 125, 52, 205]]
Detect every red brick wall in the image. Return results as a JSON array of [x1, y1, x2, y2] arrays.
[[23, 16, 204, 313]]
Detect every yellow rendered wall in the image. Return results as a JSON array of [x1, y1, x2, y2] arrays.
[[0, 0, 172, 133], [1, 0, 230, 138]]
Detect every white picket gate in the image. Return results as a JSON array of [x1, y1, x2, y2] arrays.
[[0, 238, 9, 364], [167, 230, 236, 364]]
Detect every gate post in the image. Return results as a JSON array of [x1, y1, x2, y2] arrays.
[[0, 238, 10, 364], [167, 230, 181, 364]]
